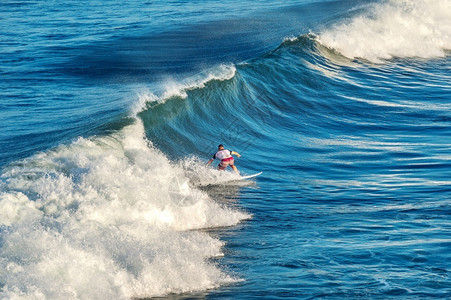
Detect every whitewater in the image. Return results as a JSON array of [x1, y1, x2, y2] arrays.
[[1, 0, 450, 299]]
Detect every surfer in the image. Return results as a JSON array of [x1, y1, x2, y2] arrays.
[[206, 144, 241, 174]]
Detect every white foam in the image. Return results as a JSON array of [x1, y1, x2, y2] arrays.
[[178, 156, 256, 187], [317, 0, 451, 62], [0, 119, 249, 299]]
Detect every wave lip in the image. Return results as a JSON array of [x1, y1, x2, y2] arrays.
[[317, 0, 451, 62], [133, 64, 236, 115]]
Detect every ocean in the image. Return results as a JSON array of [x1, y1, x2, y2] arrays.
[[1, 0, 450, 298]]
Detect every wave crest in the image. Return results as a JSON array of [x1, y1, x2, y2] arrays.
[[132, 64, 236, 115]]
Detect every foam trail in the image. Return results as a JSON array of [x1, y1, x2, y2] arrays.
[[0, 118, 249, 299], [317, 0, 451, 62]]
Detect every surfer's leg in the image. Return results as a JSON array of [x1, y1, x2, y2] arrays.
[[231, 165, 239, 175]]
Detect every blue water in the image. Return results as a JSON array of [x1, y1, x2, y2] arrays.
[[1, 0, 450, 299]]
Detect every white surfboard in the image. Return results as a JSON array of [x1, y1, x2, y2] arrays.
[[236, 171, 262, 181], [198, 172, 262, 186]]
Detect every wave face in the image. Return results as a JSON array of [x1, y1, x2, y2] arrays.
[[1, 0, 451, 299], [137, 6, 451, 297]]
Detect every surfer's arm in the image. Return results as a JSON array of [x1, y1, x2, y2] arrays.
[[231, 151, 241, 158], [206, 153, 217, 166]]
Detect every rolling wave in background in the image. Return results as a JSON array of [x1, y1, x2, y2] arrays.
[[318, 0, 451, 61], [1, 0, 451, 298]]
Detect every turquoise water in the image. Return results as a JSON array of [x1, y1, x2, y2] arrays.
[[1, 0, 450, 298]]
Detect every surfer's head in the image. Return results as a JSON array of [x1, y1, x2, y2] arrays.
[[218, 144, 224, 150]]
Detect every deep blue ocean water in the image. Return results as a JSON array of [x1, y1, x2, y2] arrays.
[[1, 0, 450, 299]]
